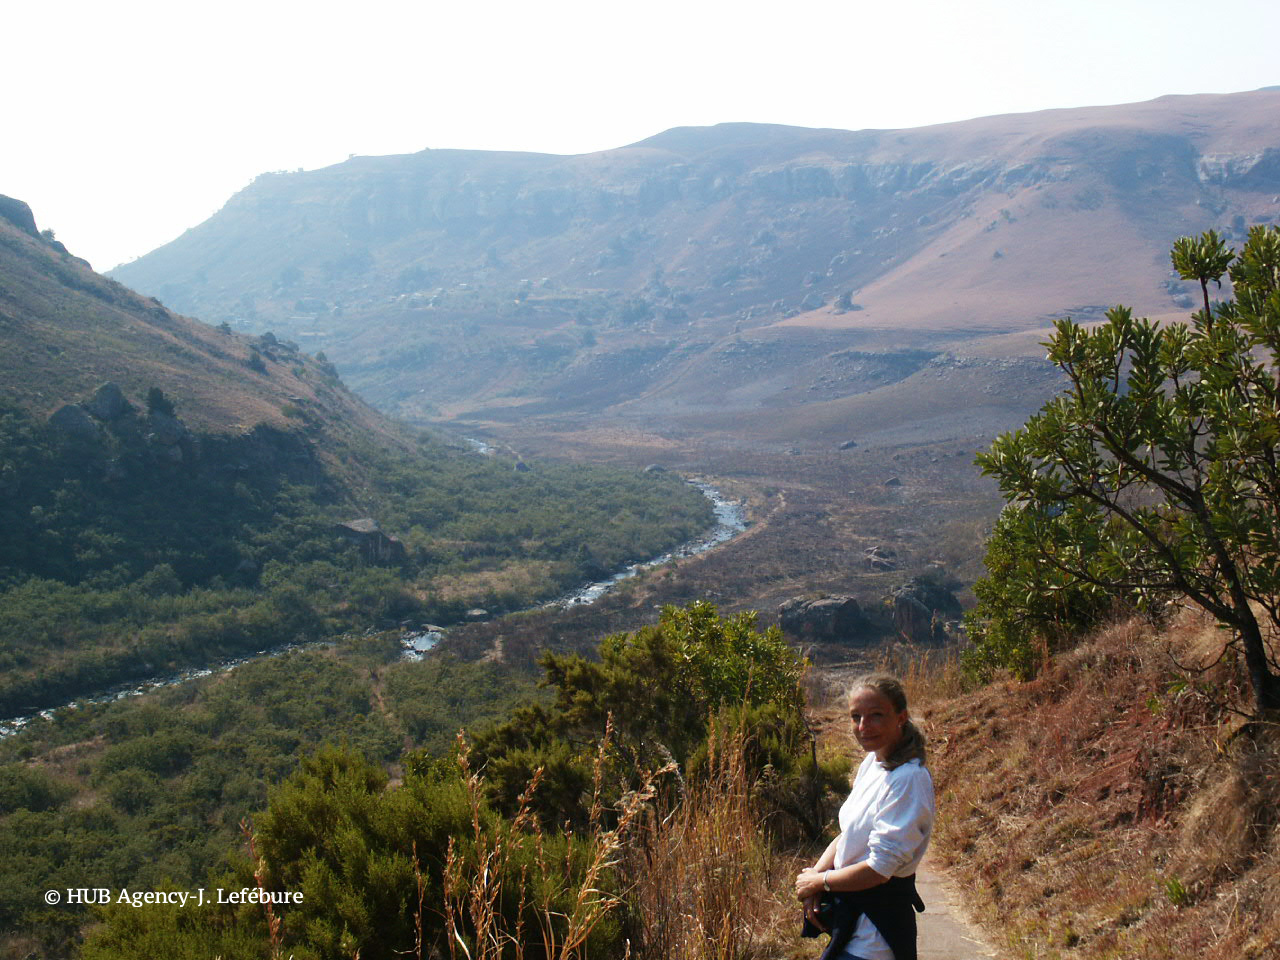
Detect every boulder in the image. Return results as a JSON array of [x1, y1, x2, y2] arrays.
[[838, 439, 858, 450], [778, 595, 868, 643], [48, 404, 101, 442], [892, 595, 936, 644], [643, 464, 667, 473], [145, 411, 188, 446], [86, 382, 130, 421], [883, 476, 902, 487], [863, 545, 898, 571], [893, 576, 962, 618]]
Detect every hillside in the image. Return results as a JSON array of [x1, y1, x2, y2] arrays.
[[109, 90, 1280, 446], [921, 612, 1280, 959], [0, 196, 715, 718], [0, 195, 388, 441]]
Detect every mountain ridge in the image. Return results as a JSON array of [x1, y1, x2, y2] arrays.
[[108, 89, 1280, 441]]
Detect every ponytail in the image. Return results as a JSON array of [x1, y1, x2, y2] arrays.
[[882, 718, 927, 770]]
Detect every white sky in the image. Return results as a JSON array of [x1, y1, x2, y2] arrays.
[[4, 0, 1278, 272]]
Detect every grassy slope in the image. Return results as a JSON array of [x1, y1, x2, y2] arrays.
[[920, 614, 1280, 959], [0, 211, 389, 438]]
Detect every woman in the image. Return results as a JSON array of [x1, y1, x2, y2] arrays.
[[795, 673, 935, 960]]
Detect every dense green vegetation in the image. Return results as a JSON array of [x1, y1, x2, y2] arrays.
[[0, 398, 713, 716], [470, 601, 838, 833], [961, 503, 1113, 680], [0, 222, 727, 957], [0, 641, 534, 956], [967, 227, 1280, 712], [2, 603, 829, 959]]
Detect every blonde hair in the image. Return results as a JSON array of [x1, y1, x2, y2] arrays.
[[849, 672, 927, 770]]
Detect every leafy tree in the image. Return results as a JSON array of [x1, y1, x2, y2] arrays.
[[974, 227, 1280, 713]]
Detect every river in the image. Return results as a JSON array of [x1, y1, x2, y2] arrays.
[[544, 479, 746, 607], [1, 479, 746, 738]]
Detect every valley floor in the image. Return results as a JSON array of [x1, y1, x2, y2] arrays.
[[428, 412, 1003, 649]]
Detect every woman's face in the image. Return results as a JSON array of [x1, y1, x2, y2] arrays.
[[849, 686, 908, 760]]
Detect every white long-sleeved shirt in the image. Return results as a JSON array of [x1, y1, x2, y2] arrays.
[[833, 754, 935, 960]]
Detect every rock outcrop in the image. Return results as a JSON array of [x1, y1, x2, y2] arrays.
[[888, 576, 962, 644], [85, 382, 131, 421], [863, 545, 898, 571], [0, 195, 38, 237], [144, 411, 200, 463], [892, 595, 938, 645], [48, 404, 102, 442], [334, 518, 407, 563], [778, 595, 868, 643]]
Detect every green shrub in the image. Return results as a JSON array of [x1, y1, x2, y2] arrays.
[[962, 504, 1115, 680], [471, 601, 815, 831], [0, 764, 73, 813]]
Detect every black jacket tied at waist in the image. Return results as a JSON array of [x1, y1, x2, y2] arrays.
[[801, 874, 925, 960]]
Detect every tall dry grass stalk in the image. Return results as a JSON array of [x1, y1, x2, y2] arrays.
[[240, 817, 286, 960], [440, 719, 659, 960], [621, 719, 797, 960]]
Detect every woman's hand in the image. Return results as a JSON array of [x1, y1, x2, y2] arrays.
[[795, 866, 826, 901], [793, 875, 824, 936]]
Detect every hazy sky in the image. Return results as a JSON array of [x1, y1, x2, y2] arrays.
[[5, 0, 1278, 271]]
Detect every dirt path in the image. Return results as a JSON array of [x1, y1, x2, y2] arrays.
[[916, 852, 999, 960]]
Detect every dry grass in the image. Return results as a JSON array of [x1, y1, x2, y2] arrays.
[[424, 560, 562, 605], [241, 818, 286, 960], [622, 721, 806, 960], [435, 716, 816, 960], [916, 611, 1280, 959], [438, 721, 655, 960]]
